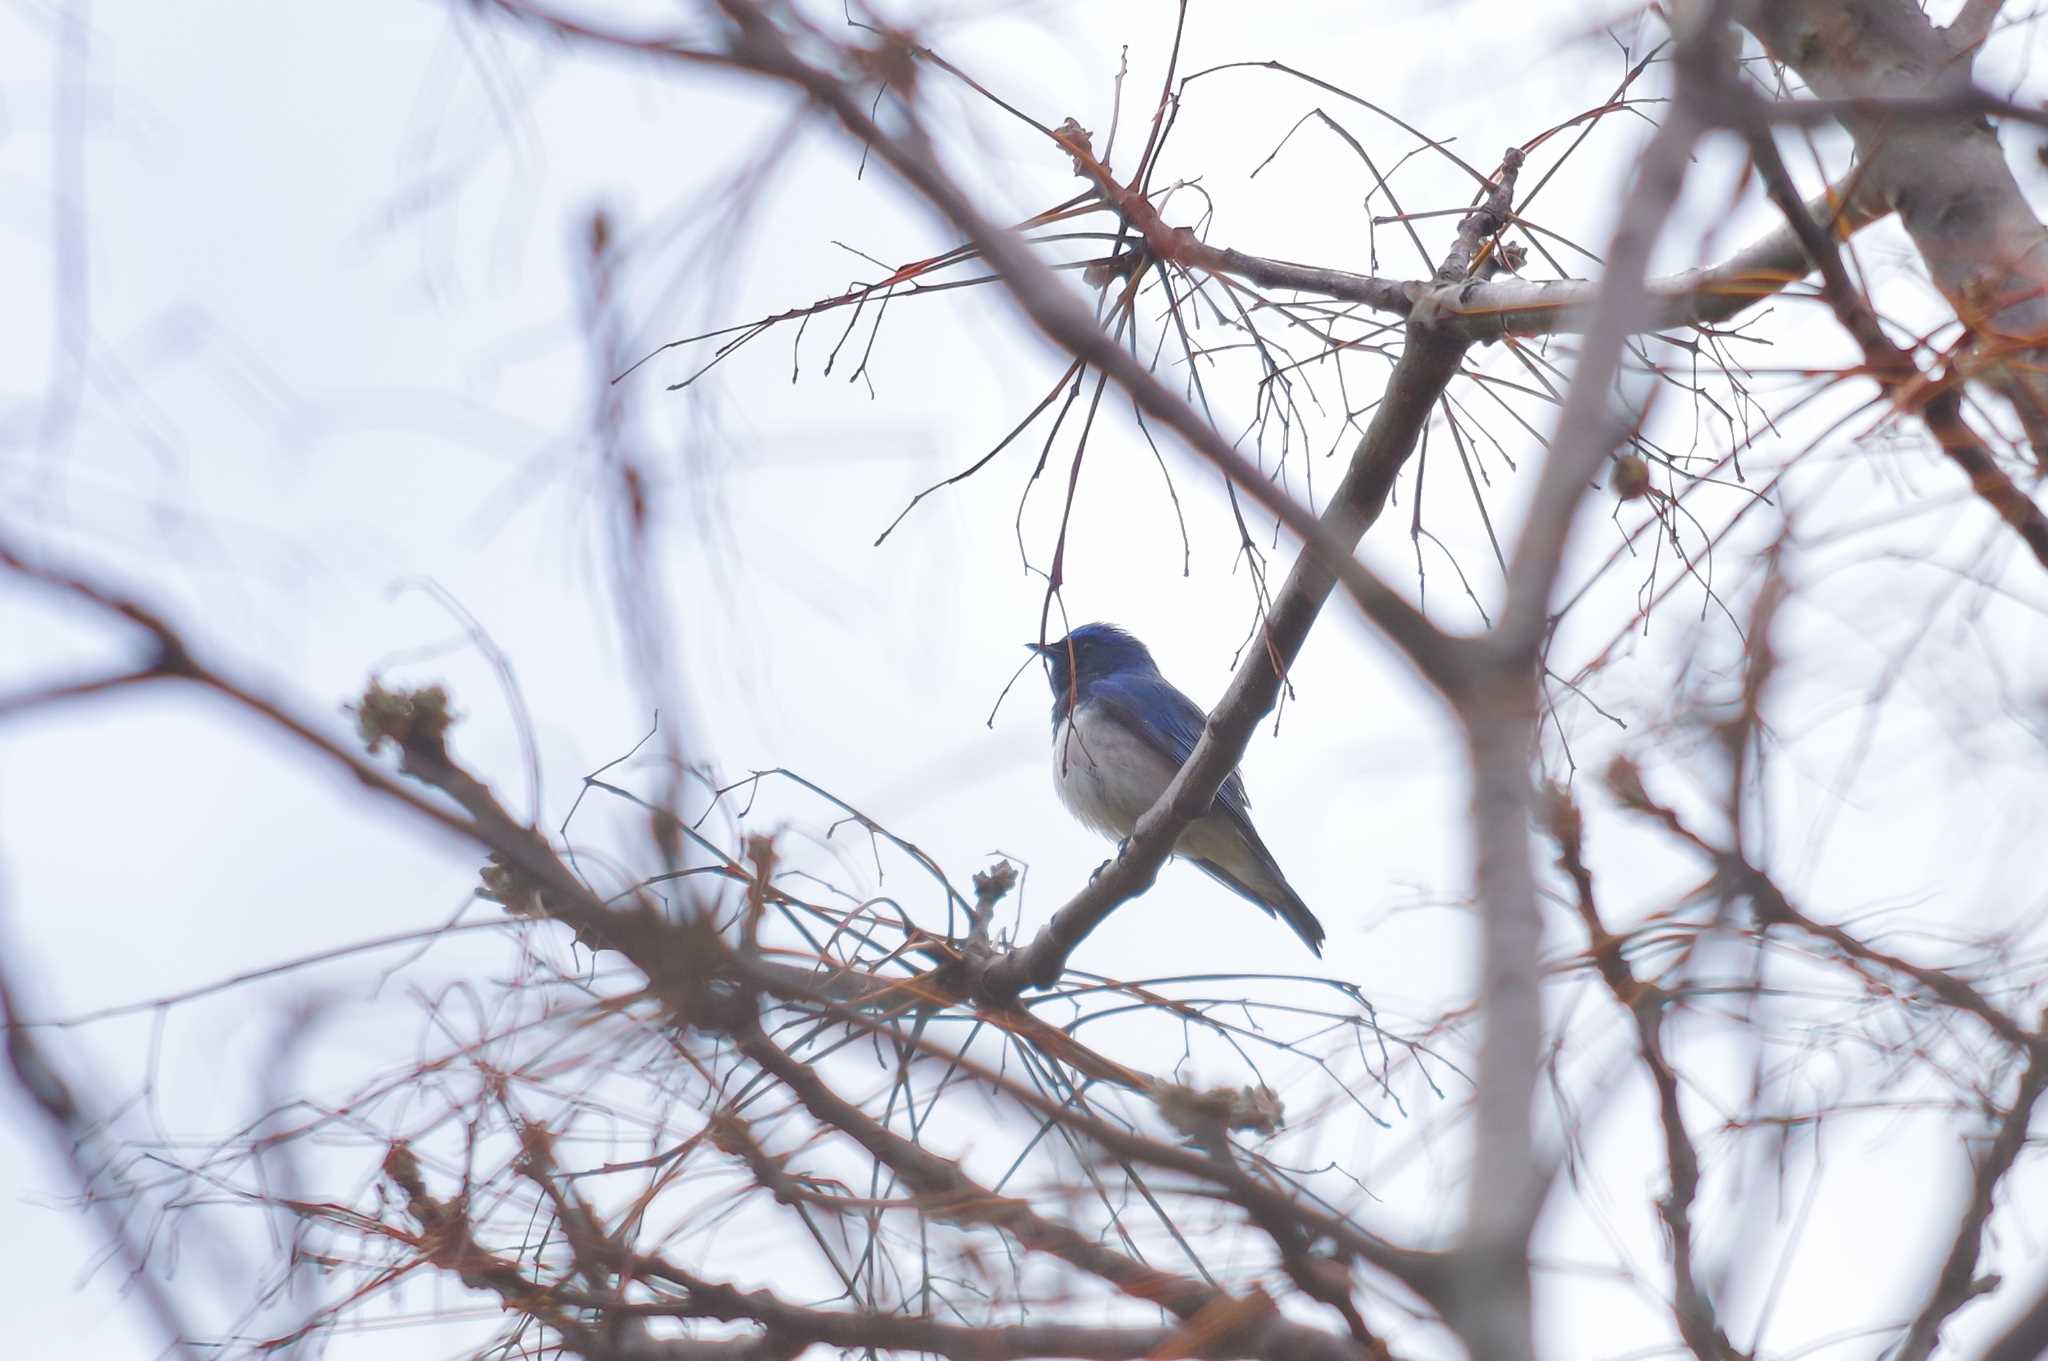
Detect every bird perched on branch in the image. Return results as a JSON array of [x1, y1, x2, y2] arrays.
[[1029, 623, 1326, 956]]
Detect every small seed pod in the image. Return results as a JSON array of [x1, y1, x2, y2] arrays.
[[1612, 453, 1652, 501]]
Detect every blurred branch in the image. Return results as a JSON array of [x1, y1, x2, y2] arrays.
[[1746, 0, 2048, 462], [1491, 19, 1720, 663], [0, 536, 513, 860], [1981, 1275, 2048, 1361], [0, 963, 200, 1360], [1947, 0, 2009, 56], [0, 666, 155, 717], [1545, 786, 1731, 1361], [1730, 89, 2048, 572], [1758, 85, 2048, 130], [1607, 762, 2036, 1050], [1896, 1037, 2048, 1361], [1441, 17, 1733, 1361]]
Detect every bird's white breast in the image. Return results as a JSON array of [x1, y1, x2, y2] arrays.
[[1051, 701, 1252, 869], [1051, 700, 1180, 840]]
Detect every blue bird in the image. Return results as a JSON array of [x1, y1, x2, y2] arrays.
[[1029, 623, 1326, 956]]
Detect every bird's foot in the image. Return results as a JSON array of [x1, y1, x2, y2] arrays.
[[1089, 840, 1132, 883]]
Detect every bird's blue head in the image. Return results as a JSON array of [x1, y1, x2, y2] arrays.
[[1029, 623, 1159, 723]]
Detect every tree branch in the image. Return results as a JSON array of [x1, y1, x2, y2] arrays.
[[1895, 1038, 2048, 1361], [1980, 1272, 2048, 1361], [1053, 108, 1884, 345], [656, 1, 1481, 993], [1607, 765, 2036, 1051], [1440, 16, 1732, 1361], [1731, 87, 2048, 573], [723, 1009, 1376, 1361], [1947, 0, 2008, 57], [1746, 0, 2048, 462], [1545, 787, 1731, 1361]]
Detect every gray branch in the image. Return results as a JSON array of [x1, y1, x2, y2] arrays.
[[1747, 0, 2048, 460]]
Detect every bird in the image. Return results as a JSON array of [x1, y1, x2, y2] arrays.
[[1028, 623, 1326, 956]]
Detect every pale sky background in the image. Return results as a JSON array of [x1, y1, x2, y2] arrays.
[[5, 3, 2048, 1360]]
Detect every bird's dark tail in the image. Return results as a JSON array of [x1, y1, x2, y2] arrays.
[[1190, 854, 1327, 957]]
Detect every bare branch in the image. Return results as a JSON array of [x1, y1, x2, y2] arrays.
[[1731, 84, 2048, 572], [1438, 19, 1734, 1361], [1, 967, 202, 1360], [1433, 176, 1884, 342], [1980, 1275, 2048, 1361], [723, 1011, 1376, 1361], [1607, 765, 2036, 1051], [1895, 1038, 2048, 1361], [593, 2, 1482, 990], [1747, 0, 2048, 461], [1947, 0, 2009, 58], [1545, 786, 1731, 1361]]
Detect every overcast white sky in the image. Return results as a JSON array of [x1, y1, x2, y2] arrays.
[[5, 2, 2048, 1359]]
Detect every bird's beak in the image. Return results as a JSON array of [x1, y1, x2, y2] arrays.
[[1024, 642, 1050, 655]]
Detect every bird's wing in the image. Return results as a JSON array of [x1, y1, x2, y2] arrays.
[[1085, 672, 1255, 828], [1089, 672, 1326, 957]]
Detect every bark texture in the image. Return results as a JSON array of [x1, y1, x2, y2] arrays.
[[1748, 0, 2048, 458]]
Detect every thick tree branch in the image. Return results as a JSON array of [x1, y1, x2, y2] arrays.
[[1732, 91, 2048, 572], [980, 316, 1472, 994], [1947, 0, 2008, 58], [1431, 176, 1883, 342], [1746, 0, 2048, 461], [1441, 17, 1732, 1361], [1980, 1273, 2048, 1361], [1056, 106, 1883, 344]]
